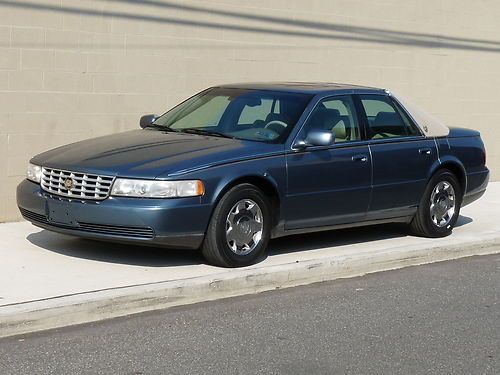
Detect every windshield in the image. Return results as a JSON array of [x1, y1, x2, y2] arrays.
[[152, 88, 312, 143]]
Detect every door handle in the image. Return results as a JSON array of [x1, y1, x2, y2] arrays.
[[352, 154, 368, 162], [419, 148, 432, 155]]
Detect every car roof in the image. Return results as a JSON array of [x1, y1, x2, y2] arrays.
[[216, 82, 386, 95]]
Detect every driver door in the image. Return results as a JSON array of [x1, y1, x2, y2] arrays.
[[285, 95, 372, 230]]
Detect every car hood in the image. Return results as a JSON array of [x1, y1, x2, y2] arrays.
[[32, 129, 284, 178]]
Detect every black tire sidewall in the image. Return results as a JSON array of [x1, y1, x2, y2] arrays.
[[212, 185, 271, 267], [420, 171, 462, 237]]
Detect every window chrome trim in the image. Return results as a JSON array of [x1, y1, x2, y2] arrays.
[[291, 139, 370, 153], [290, 134, 428, 154], [365, 135, 427, 145]]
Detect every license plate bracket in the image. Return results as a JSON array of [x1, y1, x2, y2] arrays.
[[46, 200, 77, 226]]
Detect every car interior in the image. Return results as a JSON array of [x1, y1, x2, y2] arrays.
[[234, 97, 302, 140], [368, 111, 407, 139], [163, 90, 418, 143], [303, 99, 359, 143], [361, 96, 420, 139]]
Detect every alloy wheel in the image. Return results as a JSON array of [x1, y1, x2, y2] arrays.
[[225, 199, 264, 256], [429, 180, 456, 228]]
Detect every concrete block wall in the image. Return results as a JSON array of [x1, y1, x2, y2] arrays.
[[0, 0, 499, 221]]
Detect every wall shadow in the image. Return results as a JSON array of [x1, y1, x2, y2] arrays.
[[111, 0, 500, 48], [1, 0, 499, 53]]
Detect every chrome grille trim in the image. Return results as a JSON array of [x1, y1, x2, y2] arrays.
[[78, 222, 155, 239], [40, 167, 115, 200]]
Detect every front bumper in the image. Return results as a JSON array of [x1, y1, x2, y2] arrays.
[[16, 179, 212, 249]]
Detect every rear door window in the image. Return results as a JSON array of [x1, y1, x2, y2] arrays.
[[359, 95, 420, 139]]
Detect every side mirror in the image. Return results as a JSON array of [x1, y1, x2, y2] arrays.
[[139, 114, 157, 128], [294, 129, 334, 149]]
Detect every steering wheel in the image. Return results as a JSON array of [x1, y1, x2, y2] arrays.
[[264, 120, 288, 133], [254, 127, 279, 140]]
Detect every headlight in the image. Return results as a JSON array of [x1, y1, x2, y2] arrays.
[[111, 179, 205, 198], [26, 163, 42, 183]]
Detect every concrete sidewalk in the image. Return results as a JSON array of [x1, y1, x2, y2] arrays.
[[1, 183, 499, 338]]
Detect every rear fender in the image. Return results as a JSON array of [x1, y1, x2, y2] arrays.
[[426, 155, 467, 193]]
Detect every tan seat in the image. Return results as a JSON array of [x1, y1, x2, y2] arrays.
[[331, 120, 347, 142]]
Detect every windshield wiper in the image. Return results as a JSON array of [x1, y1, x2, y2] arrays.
[[180, 128, 235, 139], [145, 124, 177, 132]]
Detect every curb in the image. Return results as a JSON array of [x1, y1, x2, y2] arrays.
[[1, 234, 499, 338]]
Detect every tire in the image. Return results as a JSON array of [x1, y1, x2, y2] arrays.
[[201, 184, 271, 267], [410, 169, 462, 238]]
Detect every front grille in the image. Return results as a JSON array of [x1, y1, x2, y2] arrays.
[[19, 208, 154, 239], [41, 167, 114, 200], [78, 222, 155, 239]]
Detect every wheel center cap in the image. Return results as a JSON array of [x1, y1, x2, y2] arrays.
[[240, 221, 251, 235], [436, 200, 449, 216], [236, 217, 254, 241]]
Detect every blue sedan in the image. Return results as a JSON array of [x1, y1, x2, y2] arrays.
[[17, 83, 489, 267]]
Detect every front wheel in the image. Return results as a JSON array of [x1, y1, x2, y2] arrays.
[[201, 184, 271, 267], [410, 170, 462, 238]]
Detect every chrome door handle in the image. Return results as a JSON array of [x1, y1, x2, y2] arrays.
[[352, 155, 368, 162], [419, 148, 432, 155]]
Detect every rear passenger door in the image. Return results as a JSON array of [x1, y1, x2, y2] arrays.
[[355, 94, 437, 220]]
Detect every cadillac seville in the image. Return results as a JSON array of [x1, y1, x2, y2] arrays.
[[17, 83, 489, 267]]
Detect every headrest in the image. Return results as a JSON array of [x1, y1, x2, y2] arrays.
[[265, 113, 282, 123], [373, 112, 402, 127], [332, 121, 346, 139], [310, 108, 341, 130]]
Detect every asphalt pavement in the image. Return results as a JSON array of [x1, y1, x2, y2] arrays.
[[0, 253, 499, 375]]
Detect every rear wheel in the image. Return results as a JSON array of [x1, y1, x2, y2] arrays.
[[201, 184, 271, 267], [410, 170, 462, 237]]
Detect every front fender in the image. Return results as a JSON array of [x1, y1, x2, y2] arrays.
[[174, 153, 287, 212]]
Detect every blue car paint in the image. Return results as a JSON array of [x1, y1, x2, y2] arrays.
[[31, 129, 284, 180], [17, 84, 489, 249], [366, 137, 438, 220], [285, 142, 372, 229]]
